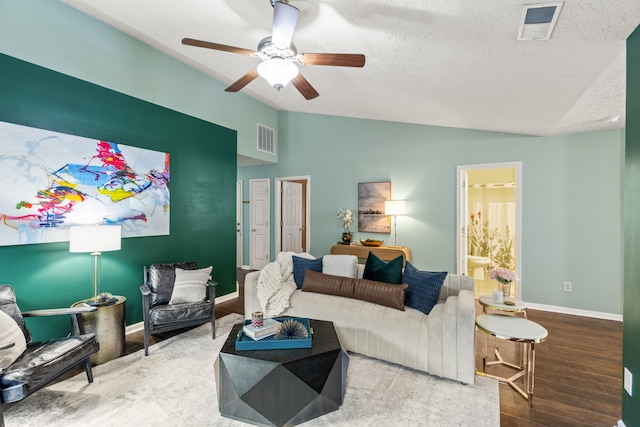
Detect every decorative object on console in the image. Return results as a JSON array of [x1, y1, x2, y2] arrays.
[[402, 262, 448, 315], [489, 267, 518, 298], [337, 208, 353, 244], [292, 255, 323, 288], [363, 252, 403, 284], [360, 239, 383, 247], [358, 181, 391, 233], [384, 199, 406, 246], [69, 224, 121, 302]]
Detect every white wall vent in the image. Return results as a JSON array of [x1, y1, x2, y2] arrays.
[[517, 3, 563, 41], [257, 124, 275, 154]]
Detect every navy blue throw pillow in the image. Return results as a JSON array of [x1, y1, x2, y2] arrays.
[[402, 262, 447, 315], [363, 252, 403, 284], [292, 256, 323, 289]]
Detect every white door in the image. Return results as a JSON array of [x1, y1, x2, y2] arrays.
[[457, 169, 469, 276], [236, 180, 243, 268], [456, 162, 522, 299], [282, 181, 303, 252], [250, 178, 270, 270]]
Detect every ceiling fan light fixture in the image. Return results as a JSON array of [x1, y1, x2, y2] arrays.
[[257, 58, 299, 91]]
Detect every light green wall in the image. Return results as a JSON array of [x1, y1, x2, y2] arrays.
[[0, 0, 278, 163], [239, 111, 624, 315]]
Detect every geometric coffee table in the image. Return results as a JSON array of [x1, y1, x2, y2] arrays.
[[215, 319, 349, 427]]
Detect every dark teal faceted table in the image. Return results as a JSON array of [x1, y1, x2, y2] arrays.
[[215, 319, 349, 427]]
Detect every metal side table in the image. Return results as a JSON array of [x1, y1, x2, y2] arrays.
[[476, 313, 548, 400], [72, 296, 126, 365]]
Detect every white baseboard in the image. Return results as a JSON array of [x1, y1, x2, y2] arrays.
[[125, 282, 240, 336], [241, 264, 251, 270], [618, 420, 626, 427], [526, 302, 623, 322]]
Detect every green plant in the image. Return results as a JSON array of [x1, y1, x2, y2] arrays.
[[493, 225, 515, 270]]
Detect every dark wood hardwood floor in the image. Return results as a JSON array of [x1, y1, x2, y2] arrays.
[[124, 269, 622, 427]]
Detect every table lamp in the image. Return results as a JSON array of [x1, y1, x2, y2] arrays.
[[69, 225, 121, 301], [384, 200, 406, 246]]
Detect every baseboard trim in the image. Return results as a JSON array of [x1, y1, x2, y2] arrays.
[[241, 264, 251, 270], [526, 302, 622, 322], [618, 420, 626, 427], [125, 283, 240, 336]]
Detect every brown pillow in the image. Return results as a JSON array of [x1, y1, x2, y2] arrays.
[[302, 270, 407, 311]]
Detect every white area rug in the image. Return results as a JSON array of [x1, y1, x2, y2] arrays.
[[5, 314, 499, 426]]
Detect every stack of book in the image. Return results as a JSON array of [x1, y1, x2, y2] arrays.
[[242, 318, 281, 340]]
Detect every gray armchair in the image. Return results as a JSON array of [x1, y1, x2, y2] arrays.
[[0, 285, 99, 427], [140, 262, 217, 356]]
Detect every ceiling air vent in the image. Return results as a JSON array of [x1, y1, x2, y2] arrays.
[[257, 124, 275, 154], [517, 2, 563, 41]]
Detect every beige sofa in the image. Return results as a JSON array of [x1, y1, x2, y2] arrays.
[[244, 257, 476, 385]]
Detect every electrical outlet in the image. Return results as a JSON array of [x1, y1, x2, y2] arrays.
[[625, 367, 633, 396], [563, 281, 572, 292]]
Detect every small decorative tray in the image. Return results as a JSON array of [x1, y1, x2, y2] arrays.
[[360, 239, 384, 247], [235, 317, 312, 351]]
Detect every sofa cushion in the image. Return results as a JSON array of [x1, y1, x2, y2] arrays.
[[169, 266, 213, 305], [402, 262, 447, 315], [147, 262, 199, 307], [322, 254, 358, 278], [363, 252, 403, 284], [0, 310, 27, 371], [302, 270, 407, 310], [292, 256, 323, 289]]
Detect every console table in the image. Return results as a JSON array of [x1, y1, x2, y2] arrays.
[[330, 244, 412, 265]]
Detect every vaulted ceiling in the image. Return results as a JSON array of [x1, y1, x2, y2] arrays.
[[63, 0, 640, 136]]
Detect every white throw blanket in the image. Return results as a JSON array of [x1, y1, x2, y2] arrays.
[[257, 252, 314, 317]]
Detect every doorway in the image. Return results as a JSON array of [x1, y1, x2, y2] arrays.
[[275, 176, 310, 254], [456, 162, 522, 299]]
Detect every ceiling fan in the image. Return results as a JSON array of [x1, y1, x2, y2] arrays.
[[182, 0, 365, 100]]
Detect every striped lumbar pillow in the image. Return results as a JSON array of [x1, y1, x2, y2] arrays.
[[169, 266, 213, 304]]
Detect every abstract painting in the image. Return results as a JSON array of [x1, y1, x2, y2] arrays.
[[0, 121, 170, 246], [358, 181, 391, 233]]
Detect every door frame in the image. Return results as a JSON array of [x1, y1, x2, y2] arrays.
[[236, 180, 243, 268], [456, 161, 523, 297], [275, 175, 311, 254]]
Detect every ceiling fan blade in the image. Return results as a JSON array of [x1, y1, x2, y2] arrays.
[[299, 53, 366, 68], [182, 38, 256, 56], [291, 74, 319, 100], [272, 1, 299, 50], [225, 68, 260, 92]]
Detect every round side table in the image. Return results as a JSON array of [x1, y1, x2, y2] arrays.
[[72, 296, 126, 365], [478, 294, 528, 317], [476, 313, 548, 400]]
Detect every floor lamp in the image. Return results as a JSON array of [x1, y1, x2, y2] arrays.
[[69, 225, 121, 302], [385, 200, 406, 247]]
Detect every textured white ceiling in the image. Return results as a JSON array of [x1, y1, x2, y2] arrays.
[[62, 0, 640, 136]]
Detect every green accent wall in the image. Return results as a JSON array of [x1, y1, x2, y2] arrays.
[[623, 24, 640, 427], [0, 54, 237, 340]]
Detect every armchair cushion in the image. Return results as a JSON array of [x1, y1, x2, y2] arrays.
[[149, 301, 213, 326], [169, 266, 213, 304], [147, 262, 198, 307], [0, 311, 27, 371], [1, 334, 98, 395]]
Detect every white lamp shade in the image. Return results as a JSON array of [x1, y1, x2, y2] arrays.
[[257, 59, 299, 90], [385, 200, 406, 216], [69, 225, 122, 253]]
